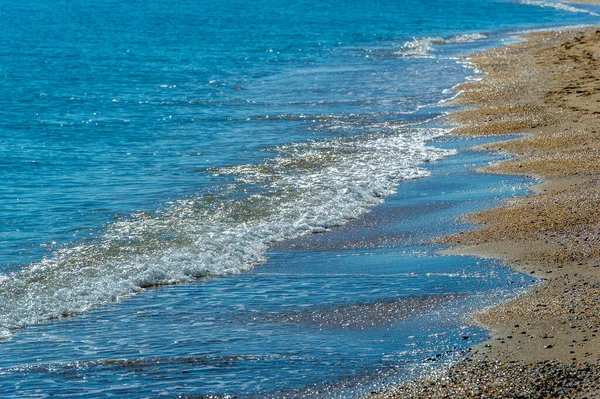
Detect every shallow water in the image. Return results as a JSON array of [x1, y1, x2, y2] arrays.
[[0, 137, 538, 397], [1, 0, 599, 396]]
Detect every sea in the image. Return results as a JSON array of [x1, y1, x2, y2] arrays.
[[1, 0, 599, 397]]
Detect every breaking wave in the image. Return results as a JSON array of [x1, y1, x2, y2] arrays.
[[397, 33, 488, 58], [518, 0, 599, 16], [0, 127, 455, 336]]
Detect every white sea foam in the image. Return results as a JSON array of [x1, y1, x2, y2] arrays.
[[397, 37, 440, 58], [397, 33, 487, 58], [444, 33, 488, 44], [0, 128, 456, 336], [518, 0, 599, 16]]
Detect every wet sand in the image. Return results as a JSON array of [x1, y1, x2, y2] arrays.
[[370, 22, 600, 399]]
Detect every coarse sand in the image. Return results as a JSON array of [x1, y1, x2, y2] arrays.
[[370, 23, 600, 399]]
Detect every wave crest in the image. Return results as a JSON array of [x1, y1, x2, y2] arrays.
[[0, 128, 455, 336], [518, 0, 599, 16], [396, 33, 487, 58]]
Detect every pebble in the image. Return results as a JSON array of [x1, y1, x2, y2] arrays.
[[373, 360, 600, 398]]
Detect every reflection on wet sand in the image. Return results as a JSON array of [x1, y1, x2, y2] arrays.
[[257, 294, 463, 329]]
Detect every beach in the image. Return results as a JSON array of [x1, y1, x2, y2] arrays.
[[371, 21, 600, 399], [5, 1, 600, 396]]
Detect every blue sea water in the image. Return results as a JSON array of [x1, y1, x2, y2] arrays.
[[1, 0, 599, 397]]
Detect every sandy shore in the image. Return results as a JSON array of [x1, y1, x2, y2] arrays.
[[369, 23, 600, 399]]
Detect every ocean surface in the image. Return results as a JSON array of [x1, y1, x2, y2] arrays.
[[1, 0, 599, 397]]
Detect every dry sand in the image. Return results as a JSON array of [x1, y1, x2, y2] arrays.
[[369, 23, 600, 399]]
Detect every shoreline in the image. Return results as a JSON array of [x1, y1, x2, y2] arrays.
[[371, 23, 600, 398]]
